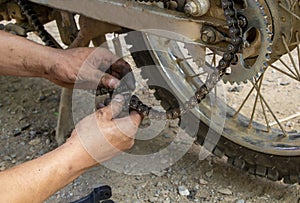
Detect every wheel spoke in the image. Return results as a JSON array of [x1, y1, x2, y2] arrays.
[[279, 2, 300, 20], [269, 112, 300, 126], [278, 58, 298, 78], [296, 32, 300, 75], [175, 56, 193, 63], [281, 35, 300, 78], [251, 81, 288, 137], [185, 72, 206, 82], [260, 95, 271, 132], [233, 74, 263, 119], [248, 73, 264, 128], [270, 64, 300, 82], [210, 52, 217, 67]]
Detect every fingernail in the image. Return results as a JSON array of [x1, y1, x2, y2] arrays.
[[109, 78, 120, 89]]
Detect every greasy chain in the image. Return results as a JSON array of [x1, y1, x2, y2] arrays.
[[128, 0, 243, 119], [17, 0, 243, 120]]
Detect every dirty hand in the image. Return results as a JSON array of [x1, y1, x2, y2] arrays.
[[43, 47, 132, 89], [68, 95, 141, 166]]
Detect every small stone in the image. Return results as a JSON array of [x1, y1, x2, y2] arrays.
[[13, 128, 21, 136], [7, 86, 17, 92], [3, 155, 11, 161], [29, 138, 41, 146], [151, 170, 166, 177], [280, 81, 290, 86], [205, 170, 213, 178], [157, 182, 163, 187], [286, 121, 294, 127], [0, 103, 3, 108], [217, 188, 233, 195], [21, 123, 31, 131], [0, 165, 5, 171], [163, 199, 171, 203], [149, 197, 158, 202], [187, 189, 197, 200], [11, 159, 16, 164], [178, 186, 190, 196], [199, 178, 208, 185], [236, 199, 245, 203], [45, 139, 50, 145], [38, 95, 47, 102]]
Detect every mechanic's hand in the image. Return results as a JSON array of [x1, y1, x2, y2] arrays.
[[69, 95, 141, 165], [44, 47, 132, 89]]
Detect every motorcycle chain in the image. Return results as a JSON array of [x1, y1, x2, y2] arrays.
[[16, 0, 58, 48], [17, 0, 243, 120], [129, 0, 243, 119]]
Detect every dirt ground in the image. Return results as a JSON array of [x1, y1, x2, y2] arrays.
[[0, 22, 300, 203]]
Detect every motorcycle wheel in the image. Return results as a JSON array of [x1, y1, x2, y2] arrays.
[[125, 31, 300, 184]]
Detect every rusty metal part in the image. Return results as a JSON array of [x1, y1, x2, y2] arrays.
[[201, 26, 217, 43], [28, 0, 205, 40], [53, 11, 78, 46], [0, 1, 53, 31], [72, 16, 121, 48], [0, 22, 27, 36]]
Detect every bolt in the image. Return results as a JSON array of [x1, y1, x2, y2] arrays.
[[201, 27, 216, 43], [184, 1, 198, 15], [243, 40, 251, 48], [184, 0, 210, 16], [225, 67, 232, 75], [168, 0, 178, 10]]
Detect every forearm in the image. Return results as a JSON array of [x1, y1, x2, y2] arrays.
[[0, 133, 97, 203], [0, 30, 60, 78]]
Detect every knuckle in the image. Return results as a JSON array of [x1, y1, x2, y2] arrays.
[[95, 109, 104, 119]]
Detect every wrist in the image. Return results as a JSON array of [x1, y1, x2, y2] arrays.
[[62, 131, 98, 171], [40, 48, 64, 79]]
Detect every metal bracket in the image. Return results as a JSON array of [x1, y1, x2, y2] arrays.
[[70, 185, 114, 203]]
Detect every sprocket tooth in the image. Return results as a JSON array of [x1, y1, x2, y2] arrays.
[[259, 66, 265, 72], [228, 80, 235, 85], [267, 46, 272, 53]]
